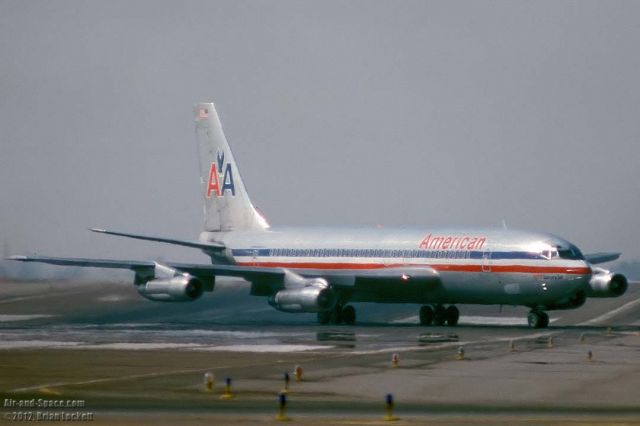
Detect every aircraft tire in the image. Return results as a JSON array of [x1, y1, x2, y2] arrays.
[[342, 305, 356, 325], [527, 310, 549, 328], [329, 305, 343, 324], [445, 305, 459, 326], [433, 305, 447, 326], [419, 305, 434, 325], [539, 311, 549, 328]]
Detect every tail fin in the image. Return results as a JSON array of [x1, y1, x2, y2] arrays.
[[194, 102, 269, 232]]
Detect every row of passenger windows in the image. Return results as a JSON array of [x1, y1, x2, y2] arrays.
[[267, 248, 472, 259]]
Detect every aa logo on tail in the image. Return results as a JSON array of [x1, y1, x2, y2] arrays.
[[206, 150, 236, 198]]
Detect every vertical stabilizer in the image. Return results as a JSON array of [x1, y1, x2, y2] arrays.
[[194, 102, 269, 232]]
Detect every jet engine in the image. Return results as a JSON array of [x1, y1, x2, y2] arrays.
[[134, 263, 205, 302], [268, 278, 336, 313], [137, 275, 204, 302], [586, 268, 628, 298]]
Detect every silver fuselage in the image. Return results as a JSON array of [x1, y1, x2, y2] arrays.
[[201, 227, 592, 309]]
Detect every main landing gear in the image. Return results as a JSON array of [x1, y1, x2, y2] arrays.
[[527, 310, 549, 328], [419, 304, 459, 326], [317, 304, 356, 325]]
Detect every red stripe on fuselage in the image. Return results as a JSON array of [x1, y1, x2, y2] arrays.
[[235, 261, 590, 275]]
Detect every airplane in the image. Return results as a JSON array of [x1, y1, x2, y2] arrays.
[[8, 102, 630, 328]]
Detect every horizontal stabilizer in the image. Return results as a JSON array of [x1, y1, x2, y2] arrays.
[[585, 252, 621, 265], [90, 228, 224, 252]]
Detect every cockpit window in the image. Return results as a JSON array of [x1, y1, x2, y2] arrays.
[[557, 245, 584, 260], [541, 249, 558, 260]]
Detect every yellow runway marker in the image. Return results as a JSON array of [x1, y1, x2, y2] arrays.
[[384, 393, 399, 421], [38, 387, 62, 396], [203, 371, 214, 392], [294, 365, 303, 382], [281, 372, 290, 394], [220, 377, 235, 400], [391, 353, 399, 367], [275, 392, 291, 421]]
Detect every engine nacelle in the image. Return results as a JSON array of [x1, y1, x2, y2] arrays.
[[587, 268, 628, 298], [269, 278, 336, 313], [137, 275, 204, 302]]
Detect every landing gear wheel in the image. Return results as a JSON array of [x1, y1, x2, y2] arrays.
[[419, 305, 434, 325], [329, 304, 343, 324], [342, 305, 356, 325], [445, 305, 459, 326], [433, 305, 446, 326], [527, 310, 549, 328], [539, 311, 549, 328]]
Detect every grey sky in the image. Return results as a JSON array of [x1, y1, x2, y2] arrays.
[[1, 1, 639, 264]]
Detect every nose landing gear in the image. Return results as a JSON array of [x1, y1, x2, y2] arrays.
[[527, 310, 549, 328]]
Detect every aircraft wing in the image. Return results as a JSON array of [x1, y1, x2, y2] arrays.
[[7, 255, 156, 271], [90, 228, 225, 252], [584, 252, 621, 264], [7, 255, 439, 291], [7, 255, 283, 284]]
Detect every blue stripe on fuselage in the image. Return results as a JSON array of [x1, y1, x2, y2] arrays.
[[230, 248, 543, 260]]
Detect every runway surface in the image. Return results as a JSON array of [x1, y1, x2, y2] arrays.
[[1, 278, 639, 424]]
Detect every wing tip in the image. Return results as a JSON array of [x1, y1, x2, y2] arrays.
[[6, 255, 28, 261], [585, 251, 622, 264], [606, 252, 622, 261]]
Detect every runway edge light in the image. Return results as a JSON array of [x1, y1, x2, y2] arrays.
[[220, 377, 235, 400], [294, 365, 303, 382], [276, 392, 290, 421], [203, 371, 214, 392], [391, 353, 399, 367], [384, 393, 398, 421]]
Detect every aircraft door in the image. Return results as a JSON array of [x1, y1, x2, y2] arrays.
[[482, 249, 492, 272]]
